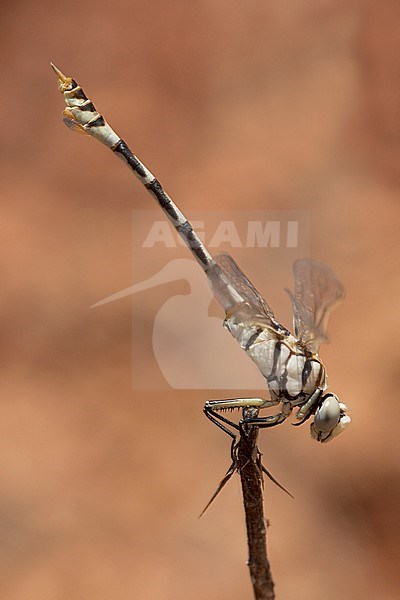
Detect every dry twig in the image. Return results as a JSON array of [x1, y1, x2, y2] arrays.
[[238, 407, 275, 600]]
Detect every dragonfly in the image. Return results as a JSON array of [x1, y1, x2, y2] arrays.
[[51, 63, 351, 449]]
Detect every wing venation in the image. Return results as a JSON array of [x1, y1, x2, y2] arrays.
[[289, 259, 344, 352]]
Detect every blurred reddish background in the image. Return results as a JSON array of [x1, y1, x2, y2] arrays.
[[1, 1, 399, 599]]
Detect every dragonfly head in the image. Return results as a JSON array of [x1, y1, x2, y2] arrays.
[[310, 393, 351, 443]]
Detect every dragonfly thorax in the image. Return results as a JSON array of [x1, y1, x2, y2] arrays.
[[224, 311, 326, 405]]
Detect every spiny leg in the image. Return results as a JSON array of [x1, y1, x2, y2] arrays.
[[205, 396, 279, 440], [204, 405, 241, 432], [200, 404, 242, 517], [204, 407, 239, 462], [243, 401, 292, 429], [201, 402, 293, 515], [204, 398, 274, 460], [201, 401, 258, 515], [205, 397, 277, 411]]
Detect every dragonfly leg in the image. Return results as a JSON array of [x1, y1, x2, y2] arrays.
[[293, 388, 323, 425], [204, 398, 269, 456], [205, 397, 269, 411], [201, 402, 294, 516], [204, 398, 265, 458], [204, 407, 238, 461], [243, 401, 292, 429]]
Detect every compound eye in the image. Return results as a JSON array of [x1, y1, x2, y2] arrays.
[[314, 395, 341, 433]]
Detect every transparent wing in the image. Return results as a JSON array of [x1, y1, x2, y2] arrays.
[[215, 253, 276, 324], [62, 108, 89, 135], [288, 259, 345, 352]]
